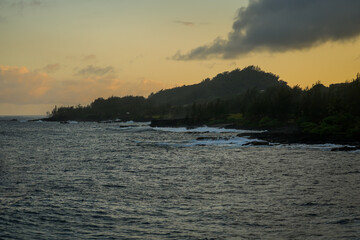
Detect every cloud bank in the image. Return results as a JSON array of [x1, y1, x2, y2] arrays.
[[76, 65, 114, 76], [82, 54, 97, 62], [0, 0, 43, 9], [173, 0, 360, 60], [173, 20, 195, 27], [0, 65, 170, 106], [0, 65, 51, 104], [42, 63, 60, 73]]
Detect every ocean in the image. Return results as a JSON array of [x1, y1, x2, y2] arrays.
[[0, 118, 359, 239]]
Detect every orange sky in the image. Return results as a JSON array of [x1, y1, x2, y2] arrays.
[[0, 0, 359, 115]]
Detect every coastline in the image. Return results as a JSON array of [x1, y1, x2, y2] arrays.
[[13, 117, 360, 151], [150, 119, 360, 151]]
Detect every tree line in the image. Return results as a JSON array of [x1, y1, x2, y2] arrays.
[[48, 67, 360, 138]]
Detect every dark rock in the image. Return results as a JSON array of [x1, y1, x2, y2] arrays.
[[237, 129, 360, 146], [243, 141, 270, 146], [196, 136, 229, 141], [98, 120, 114, 123], [150, 119, 191, 127], [331, 146, 359, 152]]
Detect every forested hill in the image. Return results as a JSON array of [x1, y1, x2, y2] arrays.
[[148, 66, 285, 106], [46, 67, 360, 141]]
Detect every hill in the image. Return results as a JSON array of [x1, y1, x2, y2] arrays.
[[148, 66, 285, 106], [45, 67, 360, 143]]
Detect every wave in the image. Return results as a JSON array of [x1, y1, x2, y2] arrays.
[[110, 124, 267, 135], [114, 126, 153, 132], [187, 137, 257, 147], [153, 126, 265, 134], [108, 123, 358, 152], [153, 136, 267, 148], [149, 137, 358, 151], [67, 120, 78, 124], [277, 143, 351, 150], [119, 121, 151, 125], [107, 122, 153, 132]]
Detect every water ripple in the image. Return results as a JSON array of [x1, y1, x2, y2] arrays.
[[0, 121, 359, 239]]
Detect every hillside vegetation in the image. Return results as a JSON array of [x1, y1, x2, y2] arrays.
[[148, 66, 284, 105], [48, 66, 360, 139]]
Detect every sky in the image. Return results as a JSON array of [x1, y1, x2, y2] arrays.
[[0, 0, 360, 115]]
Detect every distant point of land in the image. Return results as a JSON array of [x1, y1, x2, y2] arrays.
[[44, 66, 360, 145]]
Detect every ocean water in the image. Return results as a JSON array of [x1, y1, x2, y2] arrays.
[[0, 119, 359, 239]]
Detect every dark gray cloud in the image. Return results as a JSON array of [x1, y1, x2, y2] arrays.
[[173, 20, 195, 27], [82, 54, 97, 62], [14, 0, 42, 8], [173, 20, 209, 27], [0, 15, 6, 22], [76, 65, 114, 76], [42, 63, 60, 73], [173, 0, 360, 60], [0, 0, 43, 9]]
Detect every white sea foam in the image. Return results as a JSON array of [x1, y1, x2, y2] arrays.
[[109, 124, 358, 152], [67, 120, 78, 124], [191, 137, 253, 146], [116, 126, 153, 132], [113, 121, 152, 132], [154, 137, 357, 151], [155, 136, 266, 148], [118, 121, 151, 126], [275, 143, 356, 151], [111, 124, 265, 134], [153, 126, 265, 134]]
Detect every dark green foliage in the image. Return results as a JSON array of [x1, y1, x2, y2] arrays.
[[176, 73, 360, 138], [48, 66, 360, 139], [148, 66, 282, 106], [50, 96, 149, 121]]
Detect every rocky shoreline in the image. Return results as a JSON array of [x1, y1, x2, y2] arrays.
[[150, 119, 360, 151], [237, 131, 360, 151], [15, 117, 360, 151]]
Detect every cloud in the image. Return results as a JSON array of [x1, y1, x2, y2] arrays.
[[199, 62, 216, 69], [42, 63, 60, 73], [129, 54, 143, 64], [46, 76, 124, 104], [29, 0, 42, 7], [0, 65, 51, 104], [0, 15, 6, 22], [12, 0, 42, 8], [125, 78, 171, 97], [0, 65, 171, 107], [173, 0, 360, 60], [229, 61, 237, 67], [173, 20, 195, 27], [0, 0, 43, 9], [76, 65, 114, 76], [45, 76, 171, 105], [0, 65, 115, 105], [173, 20, 209, 27], [82, 54, 97, 62]]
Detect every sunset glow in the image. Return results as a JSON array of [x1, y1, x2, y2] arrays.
[[1, 0, 359, 115]]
